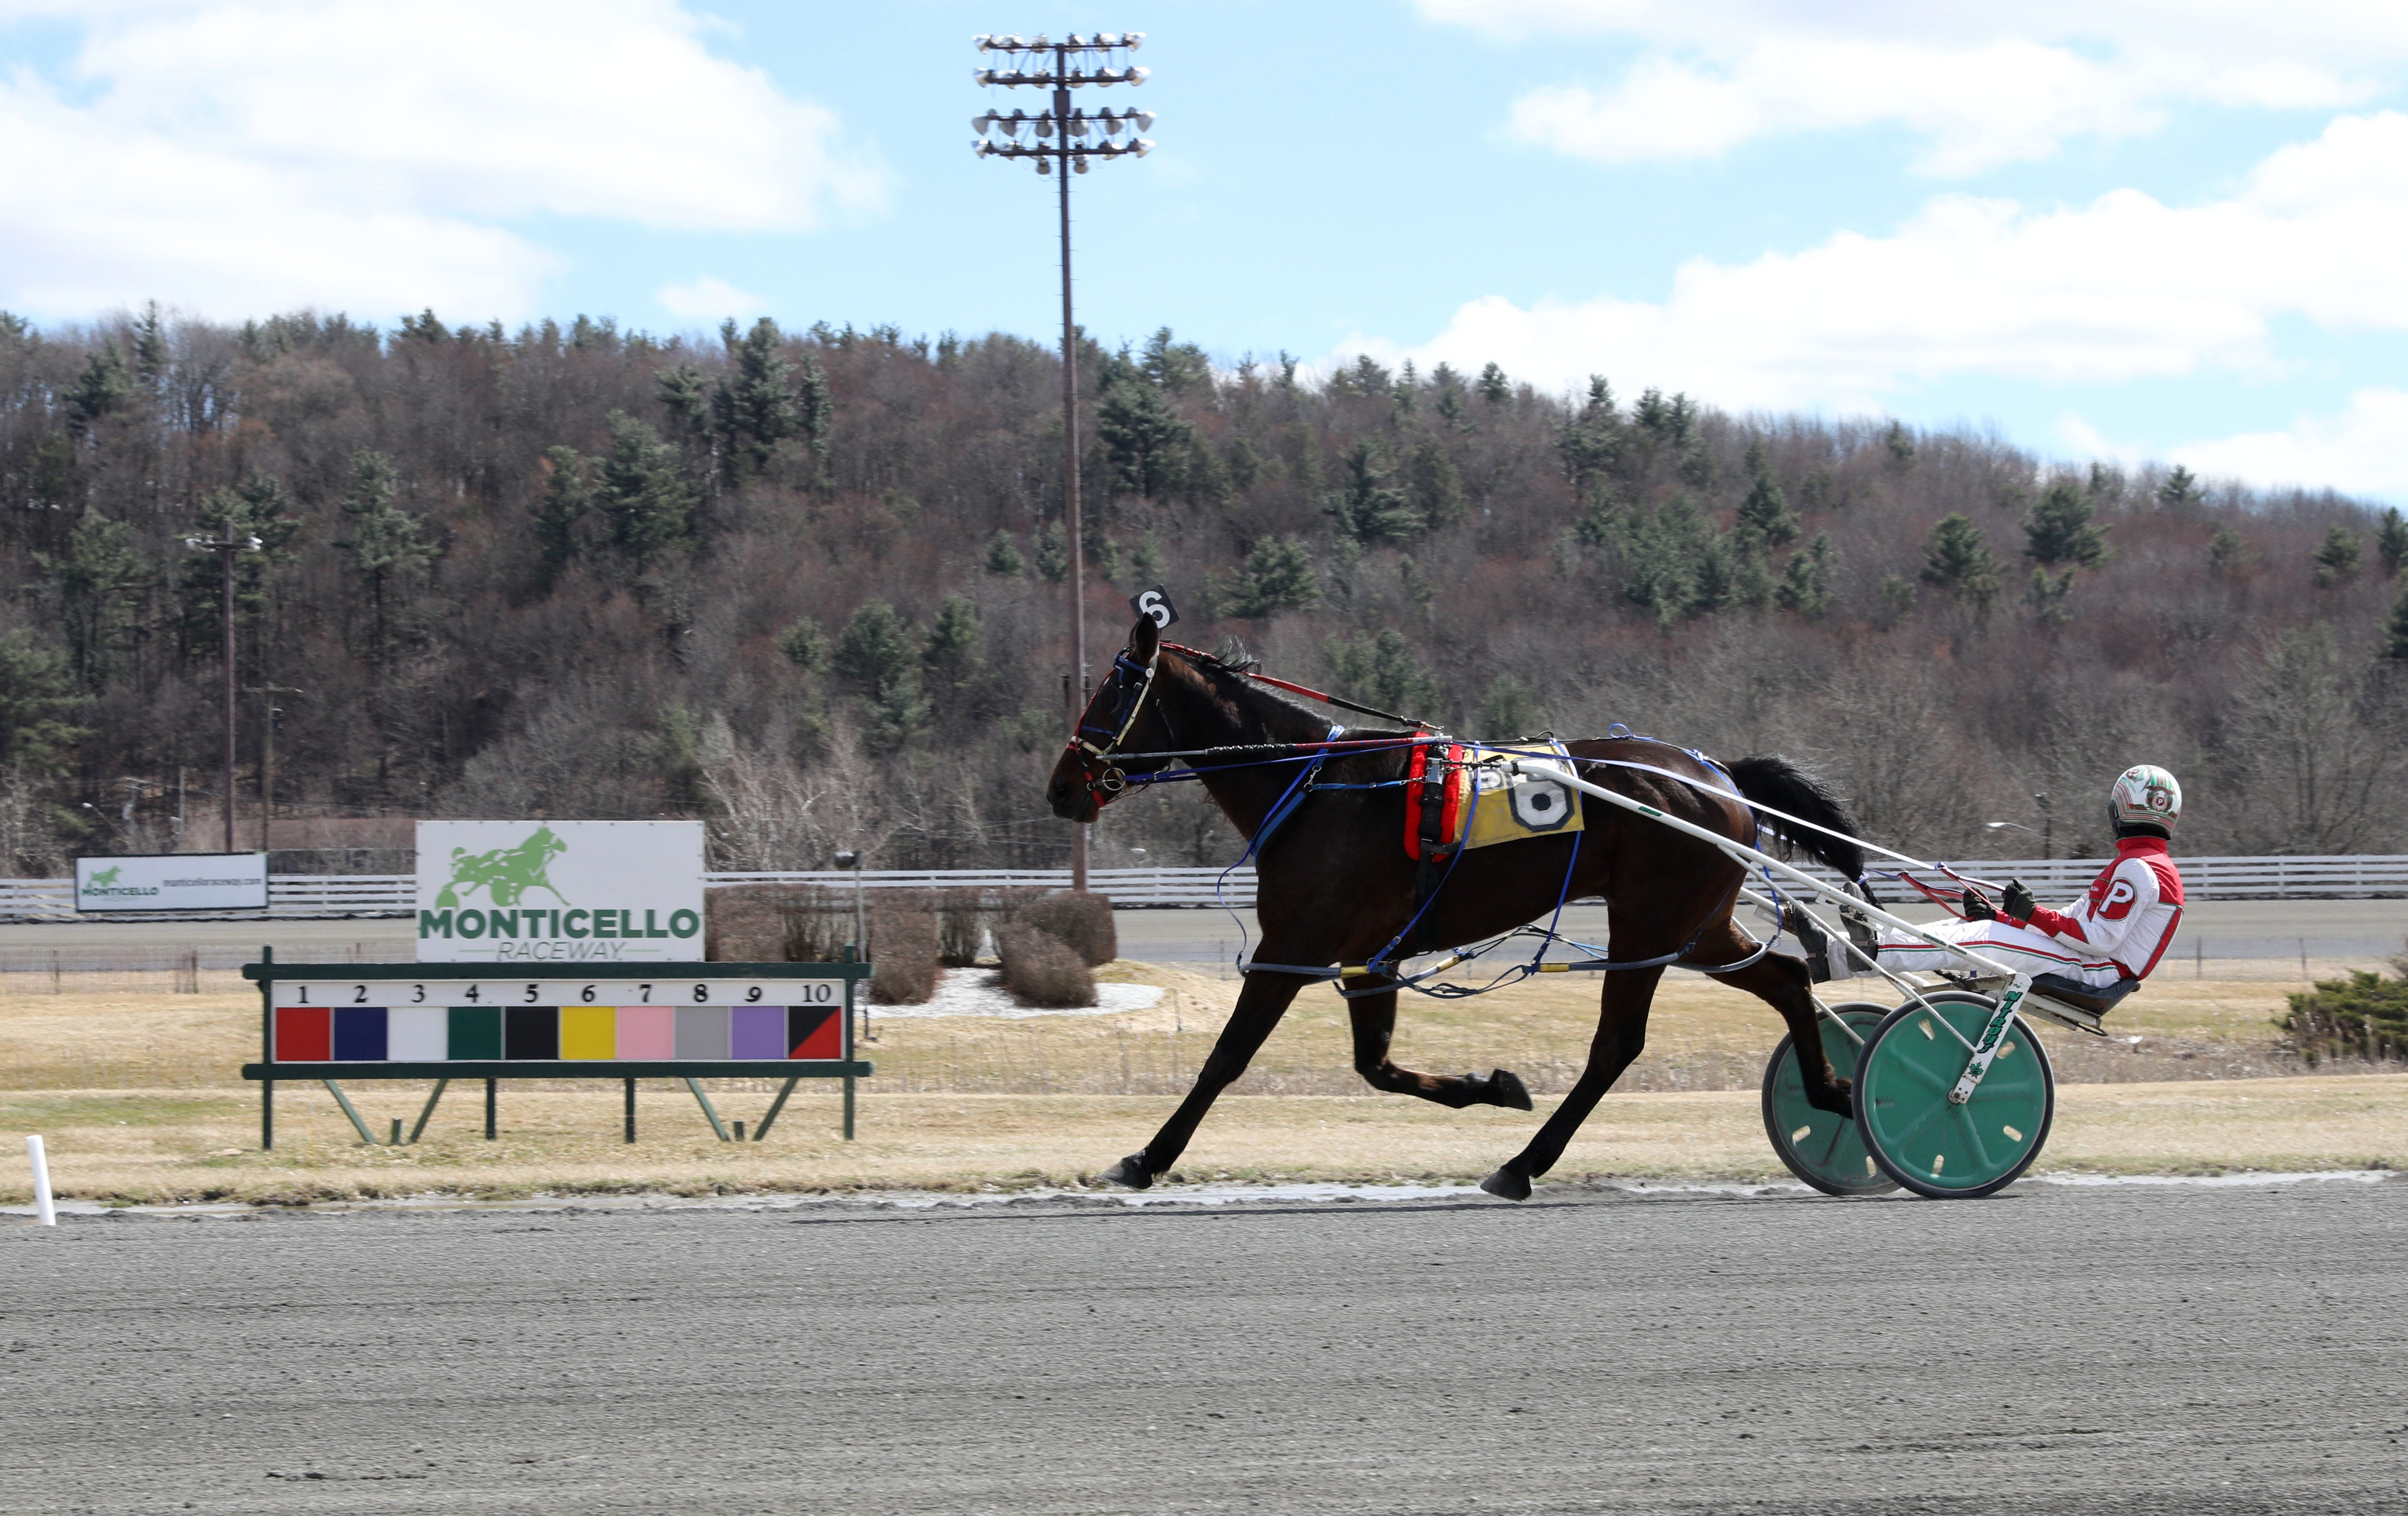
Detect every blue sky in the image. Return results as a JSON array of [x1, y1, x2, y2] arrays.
[[4, 0, 2407, 499]]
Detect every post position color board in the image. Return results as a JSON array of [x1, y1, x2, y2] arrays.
[[266, 977, 844, 1064]]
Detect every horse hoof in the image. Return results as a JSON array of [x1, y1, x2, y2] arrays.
[[1478, 1168, 1532, 1202], [1101, 1153, 1153, 1190], [1487, 1068, 1534, 1111], [1807, 1077, 1856, 1120]]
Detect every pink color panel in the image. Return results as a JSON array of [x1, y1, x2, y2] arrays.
[[615, 1005, 676, 1059]]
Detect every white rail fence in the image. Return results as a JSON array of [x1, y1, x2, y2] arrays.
[[0, 855, 2400, 923]]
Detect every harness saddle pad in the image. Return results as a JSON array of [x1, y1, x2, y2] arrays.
[[1404, 741, 1584, 862]]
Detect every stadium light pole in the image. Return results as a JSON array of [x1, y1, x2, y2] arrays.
[[972, 30, 1154, 893], [184, 521, 262, 853]]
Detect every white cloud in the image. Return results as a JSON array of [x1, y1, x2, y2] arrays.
[[657, 276, 767, 321], [1425, 1, 2400, 173], [1337, 111, 2408, 412], [2169, 389, 2408, 499], [0, 0, 886, 321]]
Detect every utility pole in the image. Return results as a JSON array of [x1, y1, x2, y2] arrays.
[[973, 30, 1153, 892], [184, 521, 261, 853], [244, 685, 303, 857]]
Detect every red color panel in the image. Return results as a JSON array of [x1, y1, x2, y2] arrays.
[[276, 1006, 332, 1062], [788, 1006, 841, 1060]]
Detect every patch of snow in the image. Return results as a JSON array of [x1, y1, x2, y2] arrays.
[[867, 967, 1164, 1020]]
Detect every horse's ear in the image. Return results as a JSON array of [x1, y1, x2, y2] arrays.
[[1130, 610, 1160, 659]]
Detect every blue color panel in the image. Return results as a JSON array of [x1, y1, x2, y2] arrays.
[[332, 1006, 388, 1061]]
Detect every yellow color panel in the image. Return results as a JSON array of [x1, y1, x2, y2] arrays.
[[559, 1005, 617, 1061]]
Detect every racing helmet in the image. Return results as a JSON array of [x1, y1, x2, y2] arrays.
[[2108, 765, 2181, 833]]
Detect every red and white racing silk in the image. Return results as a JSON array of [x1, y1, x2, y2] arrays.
[[1868, 837, 2185, 989], [2013, 836, 2185, 979]]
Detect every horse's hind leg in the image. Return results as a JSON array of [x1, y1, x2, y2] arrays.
[[1696, 918, 1853, 1118], [1479, 964, 1664, 1201], [1101, 968, 1310, 1189], [1348, 989, 1533, 1111]]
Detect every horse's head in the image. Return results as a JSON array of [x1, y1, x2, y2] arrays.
[[1046, 611, 1191, 822]]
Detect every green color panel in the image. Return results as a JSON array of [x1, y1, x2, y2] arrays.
[[1857, 993, 2055, 1199], [1762, 1005, 1896, 1196], [447, 1005, 503, 1061]]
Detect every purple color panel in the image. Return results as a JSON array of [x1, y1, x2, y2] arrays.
[[730, 1005, 787, 1060]]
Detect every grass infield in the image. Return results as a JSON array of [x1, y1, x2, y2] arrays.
[[1, 961, 2399, 1204]]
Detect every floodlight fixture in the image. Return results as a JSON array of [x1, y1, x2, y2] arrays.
[[971, 28, 1157, 892]]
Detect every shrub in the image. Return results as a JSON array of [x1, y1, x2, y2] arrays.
[[2278, 970, 2408, 1065], [997, 926, 1096, 1008], [869, 903, 940, 1005], [707, 883, 851, 962], [1015, 890, 1116, 966], [936, 888, 987, 967]]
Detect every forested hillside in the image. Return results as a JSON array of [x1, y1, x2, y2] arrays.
[[0, 305, 2401, 873]]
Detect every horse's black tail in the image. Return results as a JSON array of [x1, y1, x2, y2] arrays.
[[1725, 755, 1869, 887]]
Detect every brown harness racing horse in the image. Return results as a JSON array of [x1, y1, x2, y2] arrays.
[[1045, 612, 1872, 1200]]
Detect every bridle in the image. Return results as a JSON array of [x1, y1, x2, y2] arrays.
[[1064, 640, 1198, 807]]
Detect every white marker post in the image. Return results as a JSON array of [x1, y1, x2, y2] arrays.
[[26, 1135, 56, 1226]]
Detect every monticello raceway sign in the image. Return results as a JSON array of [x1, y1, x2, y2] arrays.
[[415, 821, 705, 963]]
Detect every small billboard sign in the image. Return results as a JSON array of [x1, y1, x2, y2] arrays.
[[415, 821, 705, 963], [75, 853, 269, 913]]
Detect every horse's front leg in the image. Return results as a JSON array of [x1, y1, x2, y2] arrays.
[[1479, 963, 1665, 1201], [1100, 967, 1311, 1189], [1348, 988, 1532, 1110], [1696, 918, 1853, 1118]]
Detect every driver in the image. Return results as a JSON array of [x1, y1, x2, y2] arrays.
[[1800, 766, 2186, 1000]]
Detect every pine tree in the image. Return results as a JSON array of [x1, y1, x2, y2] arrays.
[[1921, 514, 1999, 610], [63, 347, 132, 438], [1557, 376, 1622, 500], [595, 412, 697, 572], [42, 511, 150, 692], [2207, 526, 2253, 578], [921, 593, 985, 689], [2023, 480, 2111, 568], [2375, 508, 2408, 577], [1216, 537, 1320, 620], [1477, 362, 1511, 406], [1734, 461, 1801, 551], [1032, 521, 1069, 584], [334, 450, 434, 673], [834, 600, 918, 700], [1775, 534, 1834, 618], [177, 473, 300, 662], [2312, 525, 2363, 587], [1477, 675, 1538, 737], [2385, 581, 2408, 662], [531, 445, 593, 586], [1408, 435, 1467, 529], [131, 302, 170, 390], [1097, 377, 1193, 498], [711, 318, 801, 486], [2156, 465, 2203, 508], [982, 531, 1024, 577], [775, 618, 829, 672], [0, 629, 87, 772], [1323, 629, 1439, 716], [1328, 442, 1421, 544]]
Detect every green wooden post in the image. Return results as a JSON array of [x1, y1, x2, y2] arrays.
[[408, 1078, 449, 1144], [624, 1077, 636, 1144]]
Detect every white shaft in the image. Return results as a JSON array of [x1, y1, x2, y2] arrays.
[[1512, 758, 2026, 982], [26, 1134, 55, 1227]]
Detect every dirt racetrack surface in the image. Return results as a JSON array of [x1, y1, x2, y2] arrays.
[[5, 1180, 2406, 1514]]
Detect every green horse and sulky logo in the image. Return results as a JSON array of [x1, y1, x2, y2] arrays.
[[420, 824, 699, 959], [80, 863, 156, 899], [435, 826, 570, 909]]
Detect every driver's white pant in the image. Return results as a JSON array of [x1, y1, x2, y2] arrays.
[[1872, 918, 2128, 988]]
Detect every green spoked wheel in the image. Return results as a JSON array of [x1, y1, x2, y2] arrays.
[[1761, 1004, 1899, 1196], [1855, 990, 2055, 1200]]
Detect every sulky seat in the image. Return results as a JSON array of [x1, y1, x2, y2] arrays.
[[2028, 973, 2141, 1015]]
